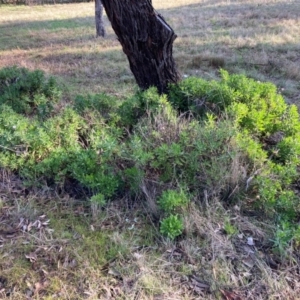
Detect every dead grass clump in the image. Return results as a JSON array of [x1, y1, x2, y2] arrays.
[[2, 176, 300, 299], [179, 200, 300, 299], [186, 54, 226, 69], [285, 62, 300, 81]]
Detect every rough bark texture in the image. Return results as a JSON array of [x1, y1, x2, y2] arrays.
[[95, 0, 105, 37], [101, 0, 181, 94]]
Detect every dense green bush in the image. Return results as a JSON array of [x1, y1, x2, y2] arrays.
[[169, 70, 300, 251], [117, 87, 170, 128], [1, 66, 300, 250], [0, 66, 61, 119], [74, 93, 120, 125]]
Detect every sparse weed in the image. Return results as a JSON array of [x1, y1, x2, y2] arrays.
[[272, 221, 294, 257], [158, 189, 189, 213], [90, 192, 107, 218], [224, 219, 238, 237], [160, 214, 184, 240]]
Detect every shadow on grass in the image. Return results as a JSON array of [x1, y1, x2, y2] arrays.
[[0, 15, 101, 51], [0, 0, 299, 50], [0, 0, 299, 99], [158, 0, 300, 19]]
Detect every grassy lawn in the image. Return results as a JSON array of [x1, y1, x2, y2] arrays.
[[1, 1, 300, 299]]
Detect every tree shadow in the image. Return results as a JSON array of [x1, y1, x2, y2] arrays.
[[0, 0, 299, 51], [0, 16, 103, 51]]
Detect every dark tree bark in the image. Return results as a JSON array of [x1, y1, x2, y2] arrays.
[[101, 0, 181, 94], [95, 0, 105, 37]]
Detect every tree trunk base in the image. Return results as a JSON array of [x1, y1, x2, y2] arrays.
[[102, 0, 181, 93]]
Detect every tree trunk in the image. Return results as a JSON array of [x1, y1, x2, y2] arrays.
[[95, 0, 105, 37], [101, 0, 181, 94]]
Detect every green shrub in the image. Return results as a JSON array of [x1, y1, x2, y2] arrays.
[[0, 66, 61, 118], [169, 70, 300, 146], [273, 221, 295, 257], [90, 193, 106, 207], [74, 93, 120, 125], [23, 148, 71, 185], [0, 105, 37, 152], [125, 98, 239, 197], [160, 214, 184, 240], [122, 166, 144, 193], [0, 69, 121, 197], [158, 189, 189, 213], [70, 150, 120, 196], [1, 66, 300, 251], [169, 70, 300, 250], [117, 87, 171, 127]]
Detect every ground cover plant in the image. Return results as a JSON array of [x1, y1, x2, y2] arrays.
[[1, 1, 300, 299], [1, 65, 300, 299]]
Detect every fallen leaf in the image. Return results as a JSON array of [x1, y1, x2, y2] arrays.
[[69, 259, 77, 268], [188, 274, 210, 293], [108, 267, 122, 279], [133, 252, 143, 260], [25, 252, 37, 262], [242, 257, 255, 268], [220, 289, 242, 300], [242, 245, 255, 254], [34, 282, 43, 293]]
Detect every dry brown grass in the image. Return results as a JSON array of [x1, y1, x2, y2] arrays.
[[165, 0, 300, 104], [2, 169, 300, 299]]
